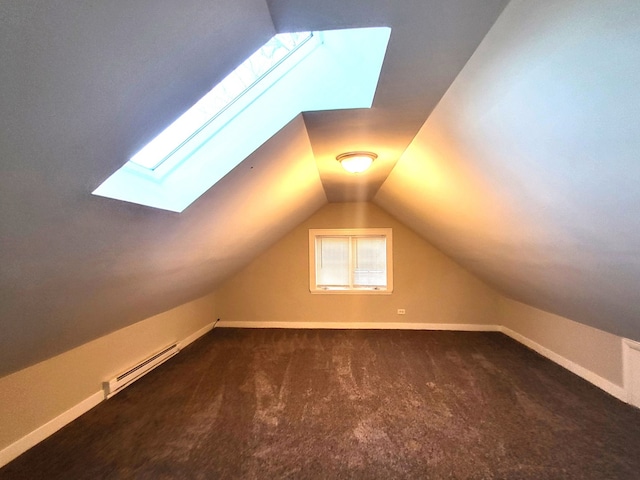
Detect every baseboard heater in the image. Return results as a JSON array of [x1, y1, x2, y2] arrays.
[[103, 343, 180, 399]]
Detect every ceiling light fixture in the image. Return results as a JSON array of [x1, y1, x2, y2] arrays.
[[336, 151, 377, 173]]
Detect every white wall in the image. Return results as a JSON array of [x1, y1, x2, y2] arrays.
[[0, 292, 217, 467]]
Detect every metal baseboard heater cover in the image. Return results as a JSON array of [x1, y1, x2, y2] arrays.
[[103, 343, 179, 399]]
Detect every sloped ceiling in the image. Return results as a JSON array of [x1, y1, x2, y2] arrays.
[[376, 0, 640, 340], [1, 0, 638, 377]]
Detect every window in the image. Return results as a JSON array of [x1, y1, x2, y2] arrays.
[[309, 228, 393, 293]]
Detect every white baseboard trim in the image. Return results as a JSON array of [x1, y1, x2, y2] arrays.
[[500, 326, 627, 403], [1, 320, 629, 468], [216, 320, 500, 331], [0, 319, 217, 469], [178, 320, 216, 350], [0, 390, 103, 468], [622, 338, 640, 408]]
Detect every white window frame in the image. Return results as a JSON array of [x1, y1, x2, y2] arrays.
[[309, 228, 393, 294]]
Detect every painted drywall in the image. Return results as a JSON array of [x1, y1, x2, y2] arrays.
[[0, 0, 508, 379], [499, 297, 624, 388], [0, 292, 216, 461], [215, 202, 500, 326], [2, 238, 634, 465], [375, 0, 640, 342], [0, 112, 326, 378]]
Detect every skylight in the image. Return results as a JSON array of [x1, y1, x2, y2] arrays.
[[93, 27, 391, 212], [130, 32, 313, 172]]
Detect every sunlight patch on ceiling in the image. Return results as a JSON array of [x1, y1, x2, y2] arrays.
[[93, 27, 391, 212]]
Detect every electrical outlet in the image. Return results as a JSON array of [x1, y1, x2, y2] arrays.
[[397, 308, 406, 315]]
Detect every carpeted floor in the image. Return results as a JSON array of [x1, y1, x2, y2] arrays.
[[2, 328, 640, 479]]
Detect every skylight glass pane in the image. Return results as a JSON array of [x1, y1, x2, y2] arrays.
[[130, 31, 312, 170]]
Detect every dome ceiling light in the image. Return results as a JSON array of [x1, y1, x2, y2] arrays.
[[336, 151, 377, 173]]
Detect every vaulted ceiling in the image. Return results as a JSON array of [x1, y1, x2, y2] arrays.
[[1, 0, 639, 377]]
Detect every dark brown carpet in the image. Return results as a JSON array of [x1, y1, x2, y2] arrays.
[[2, 329, 640, 479]]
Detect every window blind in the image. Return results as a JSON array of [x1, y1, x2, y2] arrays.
[[315, 235, 386, 289]]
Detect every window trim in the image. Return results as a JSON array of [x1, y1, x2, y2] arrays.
[[309, 228, 393, 294]]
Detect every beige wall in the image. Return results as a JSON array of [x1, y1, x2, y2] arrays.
[[3, 202, 632, 463], [0, 292, 216, 458], [215, 202, 501, 326], [215, 201, 629, 394], [499, 297, 624, 386]]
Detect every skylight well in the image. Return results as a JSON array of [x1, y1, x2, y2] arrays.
[[93, 27, 391, 212], [129, 32, 313, 173]]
